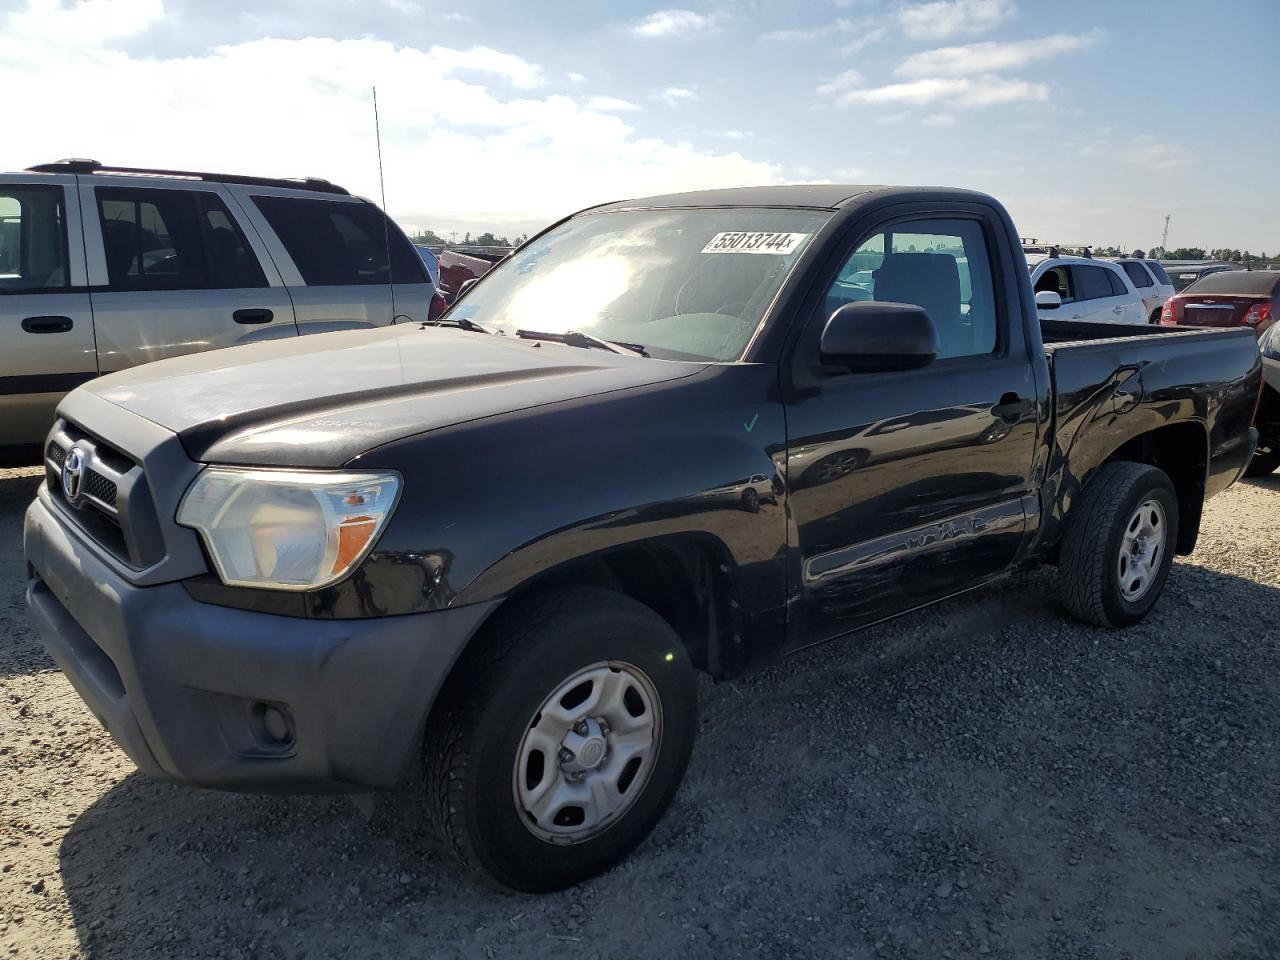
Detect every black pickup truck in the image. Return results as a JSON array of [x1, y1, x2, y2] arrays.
[[25, 185, 1261, 891]]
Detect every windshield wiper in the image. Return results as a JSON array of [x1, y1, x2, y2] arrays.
[[516, 329, 648, 357], [423, 316, 495, 334]]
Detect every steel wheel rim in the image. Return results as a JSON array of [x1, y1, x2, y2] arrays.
[[513, 661, 662, 845], [1117, 498, 1167, 602]]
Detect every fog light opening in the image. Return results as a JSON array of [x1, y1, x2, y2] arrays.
[[251, 701, 294, 747]]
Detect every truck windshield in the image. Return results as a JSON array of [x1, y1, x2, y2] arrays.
[[446, 208, 832, 361]]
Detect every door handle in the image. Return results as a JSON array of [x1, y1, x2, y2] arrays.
[[233, 308, 273, 324], [992, 392, 1032, 422], [1112, 306, 1124, 314], [22, 315, 73, 334]]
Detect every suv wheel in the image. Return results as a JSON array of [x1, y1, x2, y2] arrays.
[[1057, 462, 1180, 627], [1244, 439, 1280, 478], [424, 587, 697, 891]]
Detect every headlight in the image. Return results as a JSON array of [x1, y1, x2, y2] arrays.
[[176, 468, 401, 591]]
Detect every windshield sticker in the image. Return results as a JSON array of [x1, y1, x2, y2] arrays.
[[701, 232, 809, 255]]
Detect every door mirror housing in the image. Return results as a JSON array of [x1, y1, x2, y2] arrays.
[[819, 301, 939, 374], [1035, 290, 1062, 310]]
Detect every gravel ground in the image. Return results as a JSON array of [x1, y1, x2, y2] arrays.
[[2, 464, 1278, 960]]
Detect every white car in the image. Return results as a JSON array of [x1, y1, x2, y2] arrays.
[[1027, 254, 1147, 324], [1112, 258, 1175, 323]]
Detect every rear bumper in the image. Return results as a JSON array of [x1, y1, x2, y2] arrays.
[[24, 492, 497, 793]]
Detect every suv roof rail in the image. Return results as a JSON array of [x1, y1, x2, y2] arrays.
[[25, 159, 350, 196]]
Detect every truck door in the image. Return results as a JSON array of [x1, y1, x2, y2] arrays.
[[783, 209, 1040, 650], [0, 176, 96, 449], [83, 179, 297, 373], [229, 188, 432, 329]]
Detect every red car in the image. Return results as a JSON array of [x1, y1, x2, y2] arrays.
[[1160, 270, 1279, 337]]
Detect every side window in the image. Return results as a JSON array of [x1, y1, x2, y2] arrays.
[[1072, 266, 1113, 302], [1106, 269, 1129, 296], [1033, 265, 1074, 303], [98, 188, 207, 290], [0, 185, 69, 292], [826, 217, 998, 360], [195, 194, 268, 289], [250, 196, 424, 286], [1122, 261, 1153, 288]]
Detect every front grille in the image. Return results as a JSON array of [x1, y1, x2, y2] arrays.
[[44, 420, 163, 569], [83, 469, 118, 507]]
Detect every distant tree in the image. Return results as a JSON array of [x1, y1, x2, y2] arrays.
[[1093, 245, 1122, 257], [1210, 248, 1242, 263], [1167, 247, 1207, 260], [1148, 246, 1167, 259], [474, 231, 501, 246], [464, 231, 472, 244], [410, 229, 446, 245]]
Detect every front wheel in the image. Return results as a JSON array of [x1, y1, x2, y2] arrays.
[[1244, 440, 1280, 478], [1057, 462, 1180, 627], [424, 587, 698, 891]]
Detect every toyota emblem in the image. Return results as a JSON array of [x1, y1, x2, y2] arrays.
[[62, 446, 85, 501]]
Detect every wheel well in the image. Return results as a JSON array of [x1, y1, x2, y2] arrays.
[[498, 537, 744, 678], [1101, 421, 1207, 554]]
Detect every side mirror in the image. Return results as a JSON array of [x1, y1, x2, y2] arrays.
[[1035, 290, 1062, 310], [819, 301, 939, 373]]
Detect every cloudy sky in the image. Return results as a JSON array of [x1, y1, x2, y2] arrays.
[[3, 0, 1278, 250]]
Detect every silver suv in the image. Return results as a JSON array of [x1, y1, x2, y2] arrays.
[[1, 160, 436, 456]]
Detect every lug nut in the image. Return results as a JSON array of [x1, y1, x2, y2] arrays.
[[559, 747, 574, 762], [574, 720, 588, 735]]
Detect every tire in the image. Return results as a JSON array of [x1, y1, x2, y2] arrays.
[[1057, 462, 1180, 628], [741, 487, 760, 512], [424, 586, 698, 892], [1244, 441, 1280, 478]]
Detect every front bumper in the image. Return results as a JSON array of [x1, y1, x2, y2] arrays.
[[24, 491, 497, 793]]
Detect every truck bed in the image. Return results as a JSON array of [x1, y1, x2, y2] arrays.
[[1040, 318, 1261, 506]]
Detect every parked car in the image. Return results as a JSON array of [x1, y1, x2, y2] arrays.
[[1159, 270, 1278, 337], [1162, 261, 1235, 292], [438, 247, 505, 302], [413, 244, 441, 286], [1251, 323, 1280, 477], [1028, 254, 1147, 323], [1112, 257, 1175, 322], [0, 159, 436, 459], [26, 184, 1261, 892]]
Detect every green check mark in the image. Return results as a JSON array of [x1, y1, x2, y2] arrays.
[[743, 413, 760, 433]]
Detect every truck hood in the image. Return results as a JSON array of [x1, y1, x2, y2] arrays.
[[86, 326, 707, 467]]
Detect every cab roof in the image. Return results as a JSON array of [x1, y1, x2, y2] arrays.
[[591, 183, 993, 212]]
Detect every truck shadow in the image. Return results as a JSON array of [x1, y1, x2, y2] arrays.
[[54, 563, 1280, 959], [0, 470, 53, 678]]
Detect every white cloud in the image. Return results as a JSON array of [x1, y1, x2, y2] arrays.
[[922, 112, 957, 127], [632, 8, 717, 38], [583, 95, 641, 112], [1, 0, 781, 230], [567, 71, 587, 83], [760, 18, 852, 42], [832, 75, 1047, 109], [896, 0, 1014, 41], [656, 85, 699, 105], [720, 129, 753, 140], [439, 11, 476, 24], [1121, 136, 1193, 172], [815, 68, 865, 97], [896, 31, 1102, 77]]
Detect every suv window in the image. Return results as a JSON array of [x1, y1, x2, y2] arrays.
[[97, 187, 266, 291], [1073, 265, 1115, 301], [0, 185, 69, 293], [1121, 261, 1153, 288], [827, 217, 998, 360], [1034, 265, 1074, 303], [1145, 261, 1172, 284], [251, 196, 423, 286], [1106, 269, 1129, 296]]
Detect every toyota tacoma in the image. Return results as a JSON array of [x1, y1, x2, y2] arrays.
[[25, 185, 1262, 891]]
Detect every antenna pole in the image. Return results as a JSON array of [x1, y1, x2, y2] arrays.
[[1161, 213, 1170, 253], [373, 86, 396, 313]]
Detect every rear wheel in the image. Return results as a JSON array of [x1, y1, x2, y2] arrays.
[[1244, 440, 1280, 478], [1058, 462, 1180, 627], [424, 587, 698, 891]]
